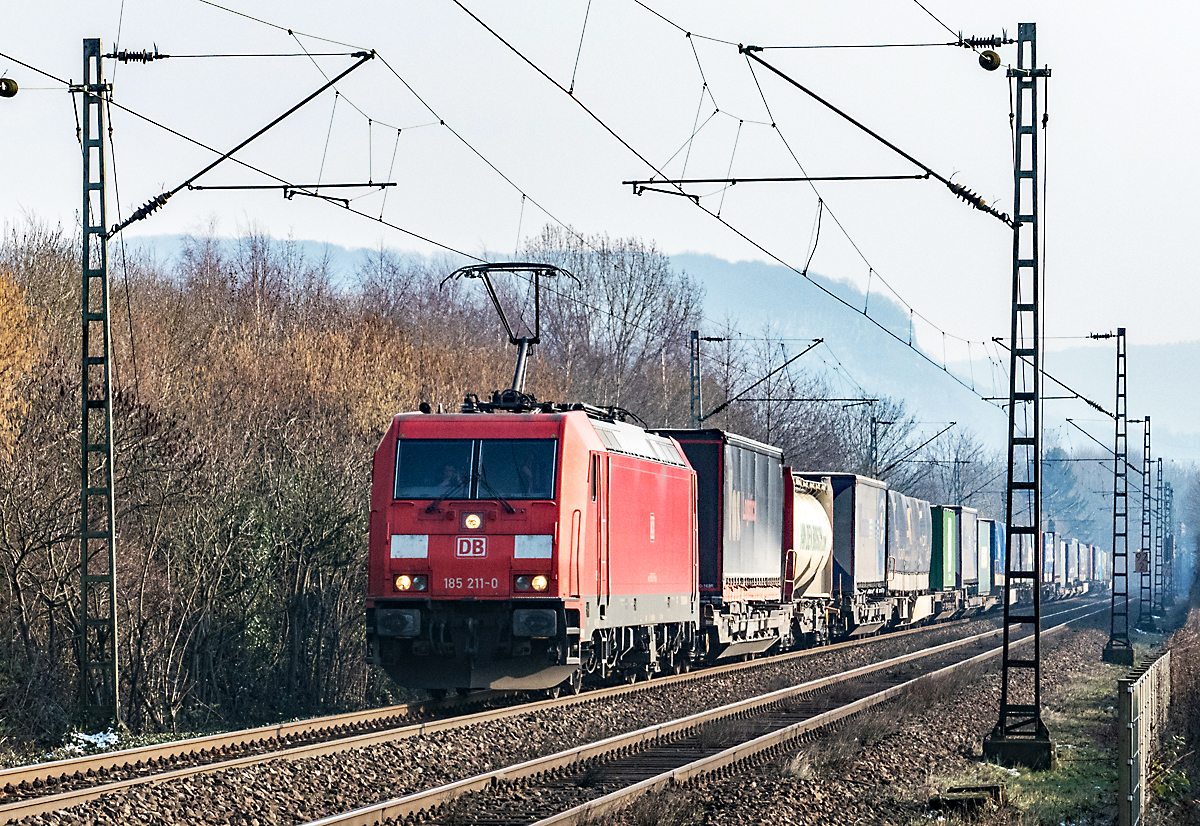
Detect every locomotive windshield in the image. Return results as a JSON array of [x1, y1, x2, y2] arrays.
[[394, 439, 475, 499], [478, 439, 556, 500], [393, 438, 557, 500]]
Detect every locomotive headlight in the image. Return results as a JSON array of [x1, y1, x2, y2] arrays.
[[531, 575, 549, 592], [514, 575, 532, 592], [463, 513, 482, 530], [395, 574, 428, 592]]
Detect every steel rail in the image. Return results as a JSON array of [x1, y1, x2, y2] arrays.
[[0, 690, 507, 793], [299, 601, 1103, 826], [0, 608, 988, 798], [0, 601, 1089, 823], [536, 604, 1107, 826], [0, 602, 1012, 821]]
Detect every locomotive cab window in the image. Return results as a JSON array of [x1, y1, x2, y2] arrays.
[[478, 439, 556, 500], [394, 439, 474, 500], [393, 438, 557, 501]]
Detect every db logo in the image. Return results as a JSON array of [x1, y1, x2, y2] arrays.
[[456, 537, 487, 558]]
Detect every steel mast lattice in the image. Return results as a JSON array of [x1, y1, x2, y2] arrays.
[[1163, 482, 1174, 607], [1154, 457, 1164, 611], [983, 22, 1052, 770], [1137, 417, 1154, 629], [1102, 328, 1133, 665], [74, 38, 120, 725]]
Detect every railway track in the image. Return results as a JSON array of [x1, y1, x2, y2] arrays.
[[0, 601, 1092, 824], [0, 691, 513, 813], [300, 600, 1105, 826]]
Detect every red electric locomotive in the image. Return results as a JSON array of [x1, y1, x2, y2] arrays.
[[366, 402, 699, 693]]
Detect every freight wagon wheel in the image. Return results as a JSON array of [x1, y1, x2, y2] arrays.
[[542, 685, 562, 700]]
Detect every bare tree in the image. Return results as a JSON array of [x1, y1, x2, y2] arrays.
[[519, 225, 703, 422]]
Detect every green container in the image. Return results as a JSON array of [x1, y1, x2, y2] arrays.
[[931, 506, 959, 591]]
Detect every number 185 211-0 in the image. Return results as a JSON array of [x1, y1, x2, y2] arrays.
[[443, 577, 500, 590]]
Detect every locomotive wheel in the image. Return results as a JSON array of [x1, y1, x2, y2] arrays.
[[543, 685, 562, 700], [564, 671, 583, 695]]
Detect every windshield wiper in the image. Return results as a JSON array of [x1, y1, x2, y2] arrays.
[[477, 471, 517, 514], [425, 478, 468, 514]]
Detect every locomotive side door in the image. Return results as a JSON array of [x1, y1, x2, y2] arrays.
[[590, 452, 610, 612]]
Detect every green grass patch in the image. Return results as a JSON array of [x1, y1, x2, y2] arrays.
[[930, 661, 1124, 825]]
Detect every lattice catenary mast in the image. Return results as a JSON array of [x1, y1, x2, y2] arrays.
[[983, 22, 1053, 770], [1102, 329, 1133, 665], [1154, 457, 1164, 610], [73, 39, 120, 725], [1163, 482, 1174, 607], [1138, 417, 1154, 629]]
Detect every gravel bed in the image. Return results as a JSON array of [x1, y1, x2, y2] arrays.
[[407, 633, 1015, 825], [12, 609, 1063, 826], [0, 696, 522, 804], [604, 611, 1113, 826]]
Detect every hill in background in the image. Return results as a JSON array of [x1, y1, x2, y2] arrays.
[[128, 235, 1200, 462]]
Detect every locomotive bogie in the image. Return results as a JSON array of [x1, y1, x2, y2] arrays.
[[583, 621, 694, 681]]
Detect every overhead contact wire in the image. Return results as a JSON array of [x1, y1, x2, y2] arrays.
[[742, 55, 981, 348], [174, 1, 773, 346], [450, 0, 1002, 409], [452, 0, 1110, 418], [664, 26, 1000, 355], [193, 0, 367, 49], [568, 0, 593, 95], [316, 92, 340, 193], [910, 0, 959, 39]]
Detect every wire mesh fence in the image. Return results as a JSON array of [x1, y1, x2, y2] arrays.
[[1118, 648, 1172, 826]]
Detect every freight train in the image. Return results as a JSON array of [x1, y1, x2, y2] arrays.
[[365, 402, 1108, 694]]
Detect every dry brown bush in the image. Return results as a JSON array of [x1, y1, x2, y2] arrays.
[[0, 217, 988, 742], [0, 270, 37, 454]]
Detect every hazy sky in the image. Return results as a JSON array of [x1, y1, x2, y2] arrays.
[[3, 1, 1198, 364]]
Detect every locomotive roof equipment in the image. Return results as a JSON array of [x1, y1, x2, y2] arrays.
[[441, 262, 577, 413]]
